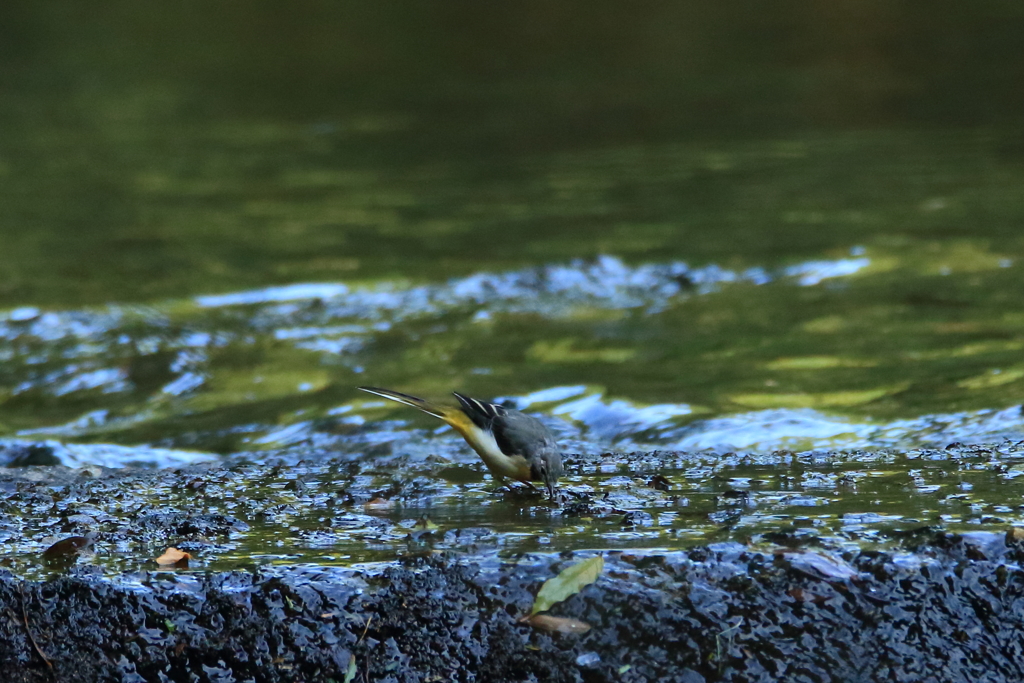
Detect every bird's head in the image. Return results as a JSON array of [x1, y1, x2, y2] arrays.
[[532, 446, 564, 500]]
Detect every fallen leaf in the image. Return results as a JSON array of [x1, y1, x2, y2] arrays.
[[343, 655, 358, 683], [42, 533, 97, 560], [156, 547, 192, 567], [531, 555, 604, 615], [519, 614, 592, 634]]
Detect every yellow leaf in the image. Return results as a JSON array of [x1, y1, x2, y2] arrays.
[[531, 556, 604, 615]]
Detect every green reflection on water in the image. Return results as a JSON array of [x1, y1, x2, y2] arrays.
[[2, 3, 1024, 306], [3, 241, 1024, 448]]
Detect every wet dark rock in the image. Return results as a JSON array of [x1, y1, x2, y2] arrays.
[[0, 444, 61, 467], [4, 441, 1024, 678], [134, 512, 250, 537], [648, 474, 673, 491], [621, 511, 654, 528], [61, 514, 99, 532], [442, 527, 497, 548], [0, 539, 1023, 681]]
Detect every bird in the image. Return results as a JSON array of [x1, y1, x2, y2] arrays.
[[357, 386, 563, 499]]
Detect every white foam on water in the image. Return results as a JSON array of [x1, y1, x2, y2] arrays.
[[1, 438, 217, 469], [196, 283, 350, 307]]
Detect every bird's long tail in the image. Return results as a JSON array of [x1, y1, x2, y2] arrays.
[[357, 386, 451, 421]]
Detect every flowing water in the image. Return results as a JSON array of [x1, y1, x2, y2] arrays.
[[3, 2, 1024, 575]]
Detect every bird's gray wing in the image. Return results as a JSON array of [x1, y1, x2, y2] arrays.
[[491, 411, 557, 457]]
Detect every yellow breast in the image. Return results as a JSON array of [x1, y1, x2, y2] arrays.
[[449, 418, 532, 482]]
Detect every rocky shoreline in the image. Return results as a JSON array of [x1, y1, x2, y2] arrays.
[[2, 531, 1024, 682], [2, 441, 1024, 681]]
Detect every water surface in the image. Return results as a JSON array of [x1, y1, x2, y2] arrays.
[[2, 2, 1024, 571]]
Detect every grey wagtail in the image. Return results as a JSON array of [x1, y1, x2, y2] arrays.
[[357, 386, 563, 499]]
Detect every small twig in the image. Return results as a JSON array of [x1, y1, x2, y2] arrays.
[[19, 584, 53, 670], [350, 614, 370, 683], [358, 615, 373, 643], [714, 617, 744, 672], [357, 615, 373, 683]]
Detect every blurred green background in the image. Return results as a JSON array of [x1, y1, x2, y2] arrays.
[[3, 2, 1024, 303], [2, 1, 1024, 453]]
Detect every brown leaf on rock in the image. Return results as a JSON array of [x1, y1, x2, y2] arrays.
[[519, 614, 592, 634], [156, 547, 192, 567], [42, 533, 97, 560]]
